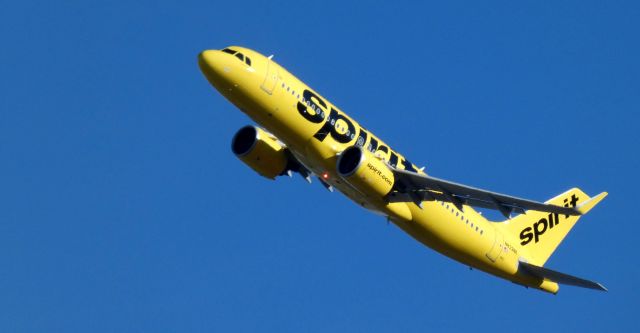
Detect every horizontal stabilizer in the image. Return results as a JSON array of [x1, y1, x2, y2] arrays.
[[519, 261, 607, 291]]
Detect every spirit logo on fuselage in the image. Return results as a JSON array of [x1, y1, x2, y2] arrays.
[[297, 89, 418, 172]]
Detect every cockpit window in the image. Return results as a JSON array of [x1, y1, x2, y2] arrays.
[[222, 48, 252, 67]]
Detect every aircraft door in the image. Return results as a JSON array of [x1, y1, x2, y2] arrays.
[[486, 229, 504, 262], [261, 56, 279, 95]]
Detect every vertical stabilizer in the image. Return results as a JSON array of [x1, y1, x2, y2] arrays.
[[498, 188, 607, 266]]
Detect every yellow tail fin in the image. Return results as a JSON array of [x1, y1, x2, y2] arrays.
[[498, 188, 607, 266]]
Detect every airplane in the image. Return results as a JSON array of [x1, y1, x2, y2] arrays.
[[198, 46, 608, 294]]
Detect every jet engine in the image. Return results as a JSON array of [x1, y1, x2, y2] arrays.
[[337, 145, 395, 199], [231, 125, 289, 179], [337, 146, 412, 220]]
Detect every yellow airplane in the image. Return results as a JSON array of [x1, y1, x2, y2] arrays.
[[198, 46, 608, 294]]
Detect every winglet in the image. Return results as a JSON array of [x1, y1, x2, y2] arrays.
[[577, 191, 608, 215]]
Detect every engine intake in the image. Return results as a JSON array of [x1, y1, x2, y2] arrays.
[[231, 125, 288, 179]]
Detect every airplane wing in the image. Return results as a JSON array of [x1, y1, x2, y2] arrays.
[[386, 168, 580, 218]]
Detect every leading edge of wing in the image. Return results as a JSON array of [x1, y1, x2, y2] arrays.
[[389, 168, 580, 217]]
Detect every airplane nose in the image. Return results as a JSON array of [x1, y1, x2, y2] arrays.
[[198, 50, 227, 83], [198, 50, 217, 68]]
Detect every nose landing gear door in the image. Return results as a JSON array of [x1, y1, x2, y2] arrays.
[[261, 55, 279, 95]]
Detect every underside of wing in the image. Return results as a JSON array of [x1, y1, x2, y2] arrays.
[[387, 168, 580, 218]]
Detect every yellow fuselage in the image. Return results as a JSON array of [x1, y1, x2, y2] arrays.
[[199, 46, 557, 293]]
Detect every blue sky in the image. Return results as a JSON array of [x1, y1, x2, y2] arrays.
[[1, 0, 638, 331]]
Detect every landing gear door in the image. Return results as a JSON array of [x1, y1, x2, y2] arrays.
[[261, 56, 279, 95]]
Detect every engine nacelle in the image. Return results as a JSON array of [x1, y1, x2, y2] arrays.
[[231, 125, 288, 179], [337, 146, 412, 220], [337, 145, 396, 199]]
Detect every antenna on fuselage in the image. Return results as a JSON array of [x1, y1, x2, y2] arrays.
[[268, 55, 273, 60]]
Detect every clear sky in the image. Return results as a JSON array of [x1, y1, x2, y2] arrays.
[[1, 1, 638, 332]]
